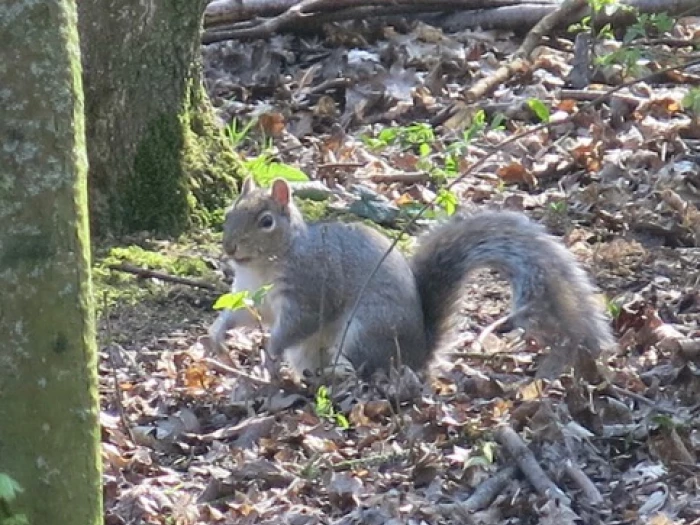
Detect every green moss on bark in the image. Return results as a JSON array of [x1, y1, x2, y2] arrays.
[[122, 80, 240, 235]]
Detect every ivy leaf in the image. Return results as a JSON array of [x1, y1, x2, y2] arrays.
[[213, 292, 249, 311], [527, 99, 551, 123], [244, 157, 309, 186], [250, 284, 273, 307]]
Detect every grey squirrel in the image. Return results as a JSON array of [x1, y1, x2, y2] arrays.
[[208, 177, 614, 380]]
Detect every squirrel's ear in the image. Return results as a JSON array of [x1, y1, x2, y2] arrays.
[[241, 176, 256, 196], [270, 179, 291, 207]]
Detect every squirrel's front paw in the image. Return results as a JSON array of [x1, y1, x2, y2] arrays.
[[262, 351, 283, 382]]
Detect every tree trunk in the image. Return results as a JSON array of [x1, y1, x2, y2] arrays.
[[0, 2, 102, 525], [79, 0, 240, 236]]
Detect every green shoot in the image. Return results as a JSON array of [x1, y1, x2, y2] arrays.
[[225, 117, 257, 149], [314, 386, 350, 429], [213, 285, 273, 324], [527, 99, 551, 123], [682, 88, 700, 117], [606, 299, 621, 320]]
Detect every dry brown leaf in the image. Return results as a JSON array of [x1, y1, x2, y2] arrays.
[[258, 111, 286, 136], [496, 163, 537, 187]]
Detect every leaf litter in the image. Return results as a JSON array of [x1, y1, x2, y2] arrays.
[[102, 9, 700, 525]]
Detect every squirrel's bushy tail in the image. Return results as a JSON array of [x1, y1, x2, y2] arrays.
[[411, 211, 614, 361]]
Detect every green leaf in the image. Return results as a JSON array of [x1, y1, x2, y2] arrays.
[[213, 292, 249, 311], [418, 142, 432, 157], [250, 284, 273, 307], [436, 188, 458, 216], [378, 128, 399, 145], [404, 123, 435, 145], [607, 300, 621, 319], [490, 112, 506, 131], [682, 88, 700, 115], [335, 413, 350, 429], [444, 154, 458, 174], [463, 109, 487, 143], [0, 474, 23, 503], [243, 157, 309, 186], [527, 99, 551, 123]]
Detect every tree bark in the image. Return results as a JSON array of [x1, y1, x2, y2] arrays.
[[0, 2, 102, 525], [79, 0, 240, 236]]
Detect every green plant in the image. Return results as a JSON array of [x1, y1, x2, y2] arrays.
[[242, 154, 309, 186], [361, 122, 435, 154], [213, 285, 273, 324], [0, 474, 28, 525], [435, 188, 459, 216], [606, 299, 621, 320], [442, 109, 499, 175], [594, 47, 648, 77], [548, 201, 567, 214], [527, 99, 551, 123], [314, 386, 350, 429], [225, 117, 257, 149], [624, 12, 675, 42], [568, 0, 626, 38], [682, 88, 700, 117]]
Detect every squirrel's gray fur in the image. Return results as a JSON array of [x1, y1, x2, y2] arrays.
[[208, 177, 614, 380]]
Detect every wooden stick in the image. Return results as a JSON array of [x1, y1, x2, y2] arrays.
[[463, 0, 588, 103], [564, 460, 603, 504], [495, 424, 572, 506], [436, 465, 518, 515], [108, 262, 225, 291]]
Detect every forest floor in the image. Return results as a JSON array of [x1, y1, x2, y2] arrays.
[[100, 11, 700, 525]]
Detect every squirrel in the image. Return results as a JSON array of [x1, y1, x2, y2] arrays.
[[207, 177, 614, 380]]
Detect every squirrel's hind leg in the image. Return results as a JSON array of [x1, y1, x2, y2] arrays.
[[283, 331, 354, 382], [331, 312, 426, 379]]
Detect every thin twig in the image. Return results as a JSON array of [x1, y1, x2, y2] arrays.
[[103, 293, 135, 443], [435, 465, 518, 515], [564, 459, 603, 504], [464, 0, 588, 103], [496, 424, 571, 506], [203, 357, 273, 386], [108, 262, 224, 291], [370, 172, 431, 184], [610, 385, 677, 415]]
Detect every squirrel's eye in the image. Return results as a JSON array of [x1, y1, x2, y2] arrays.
[[257, 213, 275, 230]]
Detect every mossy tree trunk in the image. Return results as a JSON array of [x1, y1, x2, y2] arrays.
[[79, 0, 239, 236], [0, 2, 101, 525]]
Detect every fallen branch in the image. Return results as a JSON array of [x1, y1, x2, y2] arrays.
[[610, 385, 677, 415], [564, 460, 603, 504], [495, 424, 572, 506], [203, 0, 559, 43], [203, 0, 700, 43], [204, 0, 557, 28], [108, 262, 225, 292], [436, 465, 518, 516], [202, 356, 273, 386], [463, 0, 588, 104], [370, 172, 431, 184]]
